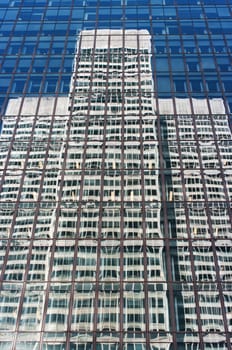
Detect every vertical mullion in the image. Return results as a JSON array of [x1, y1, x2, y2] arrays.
[[92, 32, 111, 349], [156, 115, 178, 349], [119, 28, 125, 350], [64, 25, 83, 350], [136, 32, 150, 348], [149, 2, 177, 347], [156, 35, 179, 350]]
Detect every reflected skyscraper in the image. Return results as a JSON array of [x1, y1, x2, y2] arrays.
[[0, 2, 232, 349], [1, 29, 172, 350]]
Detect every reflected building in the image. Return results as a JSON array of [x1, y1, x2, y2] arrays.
[[159, 98, 232, 347], [0, 30, 171, 349], [0, 28, 232, 350]]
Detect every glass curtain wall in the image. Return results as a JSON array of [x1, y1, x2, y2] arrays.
[[0, 0, 232, 349]]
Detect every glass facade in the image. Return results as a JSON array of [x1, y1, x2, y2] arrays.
[[0, 1, 232, 349]]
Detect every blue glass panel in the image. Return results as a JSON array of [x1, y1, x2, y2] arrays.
[[157, 76, 171, 93], [28, 78, 42, 93], [155, 58, 169, 72], [170, 57, 185, 72], [17, 58, 32, 73], [221, 21, 232, 34], [217, 7, 230, 17], [11, 78, 26, 93], [223, 79, 232, 92], [201, 56, 215, 71], [205, 7, 218, 18], [4, 9, 18, 20], [178, 9, 191, 19], [174, 79, 186, 92], [1, 58, 17, 73], [0, 77, 11, 93], [190, 79, 203, 93], [206, 79, 219, 92], [44, 77, 59, 93], [71, 8, 85, 20], [186, 58, 199, 72]]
